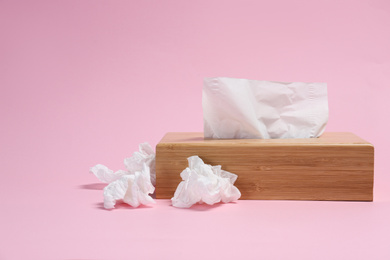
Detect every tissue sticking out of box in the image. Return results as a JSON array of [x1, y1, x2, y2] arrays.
[[203, 77, 328, 139], [90, 142, 156, 209], [171, 156, 241, 208]]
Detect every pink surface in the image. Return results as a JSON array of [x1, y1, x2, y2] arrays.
[[1, 0, 390, 259]]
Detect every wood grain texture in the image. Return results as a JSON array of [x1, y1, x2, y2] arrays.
[[155, 132, 374, 201]]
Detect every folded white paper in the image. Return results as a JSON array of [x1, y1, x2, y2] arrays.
[[90, 142, 156, 209], [171, 156, 241, 208], [203, 77, 328, 139]]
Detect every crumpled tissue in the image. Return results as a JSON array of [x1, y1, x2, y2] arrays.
[[203, 77, 328, 139], [171, 156, 241, 208], [90, 142, 156, 209]]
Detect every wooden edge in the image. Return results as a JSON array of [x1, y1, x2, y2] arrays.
[[157, 132, 373, 146]]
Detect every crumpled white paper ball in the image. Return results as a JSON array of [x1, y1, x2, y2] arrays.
[[124, 142, 156, 186], [90, 164, 127, 183], [171, 156, 241, 208], [90, 142, 156, 209], [103, 165, 155, 208]]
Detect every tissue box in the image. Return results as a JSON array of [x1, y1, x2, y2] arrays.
[[155, 132, 374, 201]]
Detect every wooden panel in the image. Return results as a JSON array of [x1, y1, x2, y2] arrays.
[[155, 132, 374, 201]]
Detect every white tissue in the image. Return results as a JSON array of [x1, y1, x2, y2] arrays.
[[203, 77, 328, 139], [103, 165, 155, 209], [124, 142, 156, 186], [90, 164, 127, 183], [171, 156, 241, 208], [90, 142, 156, 209]]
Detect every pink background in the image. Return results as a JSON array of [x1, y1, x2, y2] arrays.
[[1, 0, 390, 259]]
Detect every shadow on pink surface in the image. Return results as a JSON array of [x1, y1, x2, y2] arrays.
[[94, 201, 154, 210], [78, 183, 106, 190], [182, 201, 227, 211], [93, 198, 234, 211]]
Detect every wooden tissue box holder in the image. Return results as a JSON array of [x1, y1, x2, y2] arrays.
[[155, 132, 374, 201]]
